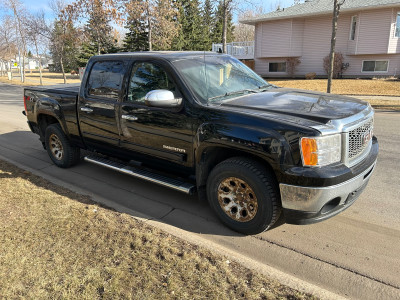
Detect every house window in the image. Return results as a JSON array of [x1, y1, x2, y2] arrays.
[[396, 12, 400, 37], [269, 62, 286, 72], [350, 16, 357, 40], [362, 61, 389, 72]]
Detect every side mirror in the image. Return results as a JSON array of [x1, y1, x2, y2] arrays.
[[145, 90, 182, 108]]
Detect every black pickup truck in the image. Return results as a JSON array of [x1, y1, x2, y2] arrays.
[[23, 52, 378, 234]]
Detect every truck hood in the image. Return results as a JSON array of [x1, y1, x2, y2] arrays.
[[219, 87, 369, 125]]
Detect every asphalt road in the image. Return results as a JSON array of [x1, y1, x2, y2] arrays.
[[1, 83, 399, 299]]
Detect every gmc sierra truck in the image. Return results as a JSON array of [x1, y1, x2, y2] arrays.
[[23, 52, 378, 234]]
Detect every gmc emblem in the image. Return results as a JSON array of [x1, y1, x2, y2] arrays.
[[362, 129, 373, 146]]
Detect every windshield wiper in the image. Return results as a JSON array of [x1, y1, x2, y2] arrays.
[[258, 84, 274, 90], [208, 89, 258, 102]]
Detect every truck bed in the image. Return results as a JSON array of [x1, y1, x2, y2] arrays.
[[25, 83, 80, 96]]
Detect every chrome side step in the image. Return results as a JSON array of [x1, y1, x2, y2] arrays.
[[84, 155, 196, 195]]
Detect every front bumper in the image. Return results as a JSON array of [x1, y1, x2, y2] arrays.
[[280, 139, 378, 225]]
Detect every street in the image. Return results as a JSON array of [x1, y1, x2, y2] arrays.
[[0, 82, 399, 299]]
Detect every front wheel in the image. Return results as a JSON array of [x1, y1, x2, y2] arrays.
[[206, 157, 281, 234], [45, 124, 80, 168]]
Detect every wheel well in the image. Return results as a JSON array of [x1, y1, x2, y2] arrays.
[[37, 114, 59, 140], [196, 146, 277, 188]]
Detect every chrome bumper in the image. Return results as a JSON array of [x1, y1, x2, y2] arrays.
[[279, 160, 376, 213]]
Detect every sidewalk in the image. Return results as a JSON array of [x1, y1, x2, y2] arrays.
[[345, 95, 400, 110], [348, 95, 400, 101]]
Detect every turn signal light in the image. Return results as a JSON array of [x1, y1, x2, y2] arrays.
[[301, 138, 318, 166]]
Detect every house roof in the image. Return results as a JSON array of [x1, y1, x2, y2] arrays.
[[240, 0, 400, 25]]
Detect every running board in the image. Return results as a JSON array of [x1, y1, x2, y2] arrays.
[[84, 155, 196, 195]]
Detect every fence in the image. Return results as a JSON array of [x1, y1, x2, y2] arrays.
[[212, 42, 255, 59]]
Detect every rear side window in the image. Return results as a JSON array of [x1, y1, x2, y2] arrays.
[[87, 61, 125, 99]]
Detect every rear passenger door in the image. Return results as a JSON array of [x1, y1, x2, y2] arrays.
[[78, 60, 127, 150]]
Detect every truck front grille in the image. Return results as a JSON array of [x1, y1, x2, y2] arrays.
[[348, 118, 374, 160]]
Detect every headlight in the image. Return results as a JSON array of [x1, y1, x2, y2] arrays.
[[300, 134, 341, 167]]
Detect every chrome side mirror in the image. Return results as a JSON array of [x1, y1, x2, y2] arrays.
[[145, 90, 182, 108]]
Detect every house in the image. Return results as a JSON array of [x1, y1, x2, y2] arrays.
[[240, 0, 400, 78]]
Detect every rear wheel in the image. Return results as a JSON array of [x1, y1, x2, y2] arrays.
[[45, 124, 80, 168], [207, 157, 281, 234]]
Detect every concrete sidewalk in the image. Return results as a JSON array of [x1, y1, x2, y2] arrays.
[[346, 95, 400, 101]]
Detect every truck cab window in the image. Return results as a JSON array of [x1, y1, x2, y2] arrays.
[[87, 61, 125, 99], [128, 62, 176, 103]]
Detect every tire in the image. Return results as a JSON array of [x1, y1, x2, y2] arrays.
[[45, 124, 80, 168], [206, 157, 281, 235]]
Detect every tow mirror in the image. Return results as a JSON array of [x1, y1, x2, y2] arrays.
[[145, 90, 182, 108]]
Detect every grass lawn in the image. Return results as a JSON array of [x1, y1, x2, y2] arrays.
[[268, 79, 399, 96], [0, 70, 81, 86], [0, 160, 315, 299]]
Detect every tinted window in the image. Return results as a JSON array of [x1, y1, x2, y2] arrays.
[[88, 61, 125, 99], [127, 62, 176, 103]]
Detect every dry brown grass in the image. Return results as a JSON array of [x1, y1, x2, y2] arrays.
[[0, 70, 81, 86], [0, 160, 315, 300], [268, 79, 400, 96]]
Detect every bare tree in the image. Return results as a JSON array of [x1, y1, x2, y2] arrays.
[[327, 0, 345, 93], [217, 0, 264, 53], [49, 0, 78, 84], [0, 15, 17, 77], [2, 0, 28, 82], [235, 7, 264, 42], [24, 12, 49, 85], [145, 0, 154, 51], [73, 0, 122, 55], [221, 0, 233, 53], [152, 0, 180, 50]]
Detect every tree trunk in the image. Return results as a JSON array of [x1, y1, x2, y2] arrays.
[[97, 35, 101, 55], [327, 0, 343, 93], [22, 55, 25, 82], [222, 0, 227, 53], [60, 56, 67, 84], [34, 40, 43, 85], [146, 1, 152, 51]]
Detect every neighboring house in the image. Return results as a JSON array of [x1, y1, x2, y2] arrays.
[[240, 0, 400, 78], [14, 56, 52, 70]]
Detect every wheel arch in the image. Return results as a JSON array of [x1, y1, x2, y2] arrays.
[[37, 113, 67, 141], [195, 145, 279, 193]]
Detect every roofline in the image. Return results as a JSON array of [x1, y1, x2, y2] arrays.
[[240, 3, 400, 25]]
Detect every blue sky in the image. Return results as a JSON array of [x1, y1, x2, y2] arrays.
[[1, 0, 297, 22]]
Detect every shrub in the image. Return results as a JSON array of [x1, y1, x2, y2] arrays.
[[323, 52, 345, 79], [286, 57, 301, 78], [305, 72, 316, 80]]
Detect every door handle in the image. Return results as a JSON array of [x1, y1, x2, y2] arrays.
[[122, 115, 138, 121], [80, 107, 93, 113]]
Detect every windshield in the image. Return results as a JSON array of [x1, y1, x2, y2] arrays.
[[172, 55, 271, 104]]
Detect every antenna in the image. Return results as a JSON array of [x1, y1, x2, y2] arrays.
[[204, 51, 209, 104]]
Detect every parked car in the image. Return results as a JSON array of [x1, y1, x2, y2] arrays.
[[22, 52, 378, 234]]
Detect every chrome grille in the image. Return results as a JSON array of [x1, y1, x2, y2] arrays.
[[348, 118, 374, 159]]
